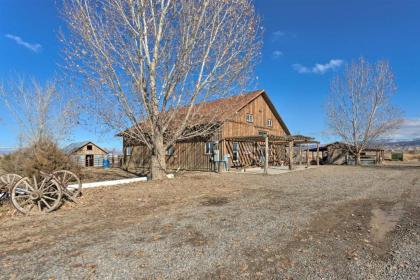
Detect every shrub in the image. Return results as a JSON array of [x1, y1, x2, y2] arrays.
[[0, 140, 80, 178]]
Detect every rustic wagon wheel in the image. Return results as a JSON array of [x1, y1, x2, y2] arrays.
[[11, 176, 63, 214], [52, 170, 82, 201], [0, 174, 22, 202]]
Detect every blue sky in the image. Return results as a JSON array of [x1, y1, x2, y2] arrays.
[[1, 0, 420, 150]]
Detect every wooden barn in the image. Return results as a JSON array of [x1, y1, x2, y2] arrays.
[[311, 142, 385, 165], [64, 141, 108, 167], [121, 90, 319, 173]]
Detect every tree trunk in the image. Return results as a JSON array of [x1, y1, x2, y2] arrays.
[[355, 153, 361, 166], [150, 132, 167, 180]]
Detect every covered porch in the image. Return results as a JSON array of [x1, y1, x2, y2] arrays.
[[219, 134, 320, 174]]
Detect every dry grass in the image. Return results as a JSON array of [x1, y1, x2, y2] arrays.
[[0, 165, 419, 279], [79, 167, 141, 182]]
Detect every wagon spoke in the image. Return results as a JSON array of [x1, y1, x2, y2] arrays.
[[24, 181, 36, 192], [63, 191, 78, 202], [15, 194, 30, 199], [37, 200, 42, 212], [43, 190, 59, 195], [15, 187, 31, 194], [43, 189, 60, 197], [39, 178, 47, 191], [41, 198, 52, 209], [43, 195, 57, 201], [41, 181, 53, 192], [62, 173, 68, 185], [33, 176, 38, 190]]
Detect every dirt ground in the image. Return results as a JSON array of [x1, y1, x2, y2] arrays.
[[0, 165, 419, 279], [79, 167, 141, 182]]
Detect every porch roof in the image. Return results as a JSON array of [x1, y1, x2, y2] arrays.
[[223, 134, 319, 144]]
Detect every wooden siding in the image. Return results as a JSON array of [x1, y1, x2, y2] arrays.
[[124, 140, 213, 172], [222, 94, 287, 138], [71, 143, 107, 156], [124, 145, 151, 171], [70, 154, 107, 167], [169, 142, 212, 171]]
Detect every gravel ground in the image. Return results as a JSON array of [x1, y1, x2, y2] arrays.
[[0, 165, 419, 279]]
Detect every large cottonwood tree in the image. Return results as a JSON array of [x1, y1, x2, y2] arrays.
[[63, 0, 262, 179], [326, 58, 402, 164]]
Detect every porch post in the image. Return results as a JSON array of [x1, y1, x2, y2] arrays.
[[222, 139, 226, 169], [306, 143, 310, 167], [299, 145, 302, 165], [316, 143, 320, 166], [264, 134, 269, 174], [288, 141, 294, 170]]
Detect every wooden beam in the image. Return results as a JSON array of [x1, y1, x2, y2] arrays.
[[316, 143, 320, 166], [264, 134, 269, 174], [306, 143, 309, 167], [288, 141, 294, 170], [299, 145, 302, 165]]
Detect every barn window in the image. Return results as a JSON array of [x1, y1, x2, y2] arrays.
[[166, 145, 175, 156], [205, 142, 214, 155], [126, 146, 132, 156], [87, 144, 93, 151], [246, 114, 254, 123], [267, 119, 273, 127]]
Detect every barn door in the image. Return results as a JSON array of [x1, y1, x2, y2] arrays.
[[85, 155, 94, 167]]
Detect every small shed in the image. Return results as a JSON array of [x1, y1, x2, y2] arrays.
[[310, 142, 384, 165], [64, 141, 108, 167]]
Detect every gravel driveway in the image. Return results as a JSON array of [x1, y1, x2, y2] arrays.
[[1, 165, 419, 279]]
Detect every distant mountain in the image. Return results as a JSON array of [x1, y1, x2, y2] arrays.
[[0, 148, 16, 155], [378, 139, 420, 151]]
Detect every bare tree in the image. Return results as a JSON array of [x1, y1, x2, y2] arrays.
[[0, 78, 78, 145], [62, 0, 262, 179], [326, 58, 403, 164]]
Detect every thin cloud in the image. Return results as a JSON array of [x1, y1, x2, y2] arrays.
[[292, 64, 311, 74], [272, 50, 284, 59], [386, 118, 420, 140], [272, 30, 285, 41], [293, 59, 344, 74], [5, 34, 42, 53]]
